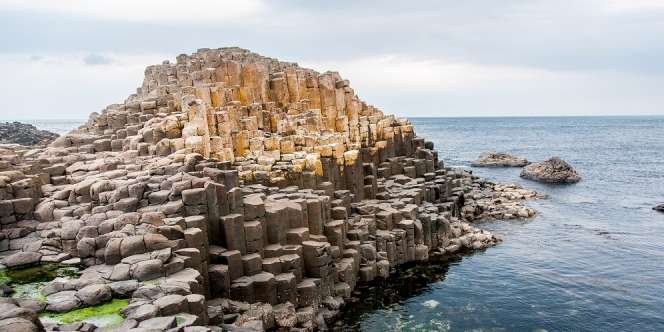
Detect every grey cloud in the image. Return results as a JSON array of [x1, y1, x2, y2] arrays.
[[83, 53, 113, 65], [2, 0, 664, 74], [1, 0, 664, 118]]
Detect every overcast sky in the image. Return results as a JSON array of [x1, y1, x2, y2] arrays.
[[1, 0, 664, 119]]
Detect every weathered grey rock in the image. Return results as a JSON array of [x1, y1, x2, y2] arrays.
[[126, 303, 158, 321], [109, 280, 139, 297], [1, 251, 41, 268], [76, 284, 112, 306], [0, 317, 40, 332], [121, 235, 147, 257], [472, 152, 529, 167], [154, 294, 187, 316], [130, 259, 164, 281], [46, 291, 81, 312], [138, 316, 177, 330], [520, 157, 581, 183]]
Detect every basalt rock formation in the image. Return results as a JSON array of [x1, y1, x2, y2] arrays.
[[0, 47, 537, 331], [0, 122, 59, 146], [472, 152, 529, 167], [654, 203, 664, 213], [520, 156, 581, 184]]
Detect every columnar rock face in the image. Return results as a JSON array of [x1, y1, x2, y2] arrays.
[[0, 48, 537, 331]]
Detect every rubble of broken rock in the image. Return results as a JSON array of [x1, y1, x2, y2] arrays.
[[0, 47, 539, 331]]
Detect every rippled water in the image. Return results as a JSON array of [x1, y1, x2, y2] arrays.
[[339, 116, 664, 331]]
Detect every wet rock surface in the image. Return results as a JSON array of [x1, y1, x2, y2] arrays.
[[0, 122, 59, 146], [471, 152, 529, 167], [0, 47, 539, 331], [520, 156, 581, 183]]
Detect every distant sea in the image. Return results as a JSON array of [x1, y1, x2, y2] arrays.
[[12, 116, 664, 331]]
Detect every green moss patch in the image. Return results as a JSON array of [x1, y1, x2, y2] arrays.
[[40, 299, 129, 328], [0, 264, 80, 302], [0, 264, 79, 285]]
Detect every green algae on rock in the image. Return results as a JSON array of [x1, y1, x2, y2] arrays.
[[0, 264, 79, 285], [0, 264, 80, 301], [39, 298, 129, 328]]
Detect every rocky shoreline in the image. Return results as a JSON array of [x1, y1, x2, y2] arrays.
[[0, 47, 538, 331], [0, 122, 59, 147]]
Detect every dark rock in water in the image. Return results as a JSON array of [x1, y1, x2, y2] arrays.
[[520, 156, 581, 183], [654, 203, 664, 212], [0, 283, 13, 296], [472, 152, 529, 167], [0, 121, 59, 146]]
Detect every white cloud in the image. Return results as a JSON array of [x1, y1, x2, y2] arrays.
[[302, 54, 664, 117], [0, 53, 170, 120], [1, 51, 663, 120], [0, 0, 265, 23], [604, 0, 664, 11], [302, 55, 567, 93]]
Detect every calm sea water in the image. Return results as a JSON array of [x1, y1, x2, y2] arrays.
[[12, 117, 664, 331], [339, 116, 664, 331]]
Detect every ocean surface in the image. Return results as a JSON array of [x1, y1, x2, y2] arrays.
[[338, 116, 664, 331], [11, 116, 664, 331]]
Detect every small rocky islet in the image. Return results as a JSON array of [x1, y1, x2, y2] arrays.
[[520, 156, 581, 184], [0, 122, 59, 147], [0, 47, 540, 331], [471, 152, 529, 167], [654, 203, 664, 213]]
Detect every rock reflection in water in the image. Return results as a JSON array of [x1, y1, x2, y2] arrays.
[[335, 256, 461, 331]]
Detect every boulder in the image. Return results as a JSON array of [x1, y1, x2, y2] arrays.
[[472, 152, 529, 167], [154, 294, 187, 316], [520, 157, 581, 183], [76, 284, 112, 306], [2, 251, 41, 268], [130, 259, 164, 281], [0, 317, 40, 332], [46, 291, 81, 312]]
